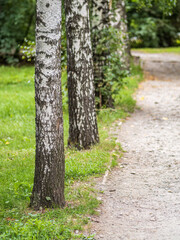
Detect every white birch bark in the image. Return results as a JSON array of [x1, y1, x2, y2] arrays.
[[91, 0, 110, 30], [31, 0, 65, 209], [110, 0, 130, 69], [91, 0, 114, 107], [65, 0, 99, 149]]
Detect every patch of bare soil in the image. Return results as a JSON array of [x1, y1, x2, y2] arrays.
[[89, 53, 180, 239]]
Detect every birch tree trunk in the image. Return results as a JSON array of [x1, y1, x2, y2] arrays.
[[30, 0, 65, 209], [65, 0, 99, 149], [91, 0, 109, 30], [110, 0, 131, 69], [91, 0, 114, 108]]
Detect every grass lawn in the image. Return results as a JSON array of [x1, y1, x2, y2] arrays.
[[0, 64, 143, 239], [132, 47, 180, 54]]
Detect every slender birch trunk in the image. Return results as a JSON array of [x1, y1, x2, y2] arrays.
[[30, 0, 65, 209], [91, 0, 114, 108], [110, 0, 131, 69], [65, 0, 99, 149], [91, 0, 109, 30]]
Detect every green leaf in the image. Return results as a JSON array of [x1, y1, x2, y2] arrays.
[[46, 196, 51, 201]]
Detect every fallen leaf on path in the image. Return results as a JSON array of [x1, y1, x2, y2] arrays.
[[162, 117, 168, 120]]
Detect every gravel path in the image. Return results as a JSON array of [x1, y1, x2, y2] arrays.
[[91, 52, 180, 240]]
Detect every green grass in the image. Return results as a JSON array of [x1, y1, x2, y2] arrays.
[[0, 64, 143, 239], [132, 47, 180, 54], [112, 64, 143, 113]]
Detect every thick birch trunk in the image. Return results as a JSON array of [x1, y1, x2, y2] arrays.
[[65, 0, 99, 149], [30, 0, 65, 209], [110, 0, 131, 69]]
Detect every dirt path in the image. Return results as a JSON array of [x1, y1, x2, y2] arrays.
[[90, 52, 180, 240]]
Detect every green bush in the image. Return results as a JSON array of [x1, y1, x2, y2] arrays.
[[0, 0, 35, 64], [92, 27, 129, 108], [127, 0, 180, 48]]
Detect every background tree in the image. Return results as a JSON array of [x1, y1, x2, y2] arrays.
[[127, 0, 179, 47], [91, 0, 113, 108], [91, 0, 130, 108], [30, 0, 65, 209], [110, 0, 131, 69], [65, 0, 99, 149]]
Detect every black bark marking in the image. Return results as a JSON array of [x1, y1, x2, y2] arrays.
[[36, 15, 46, 27]]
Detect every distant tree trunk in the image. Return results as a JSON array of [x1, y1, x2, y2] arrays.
[[30, 0, 65, 209], [110, 0, 131, 69], [65, 0, 99, 149], [91, 0, 110, 30], [91, 0, 114, 108]]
